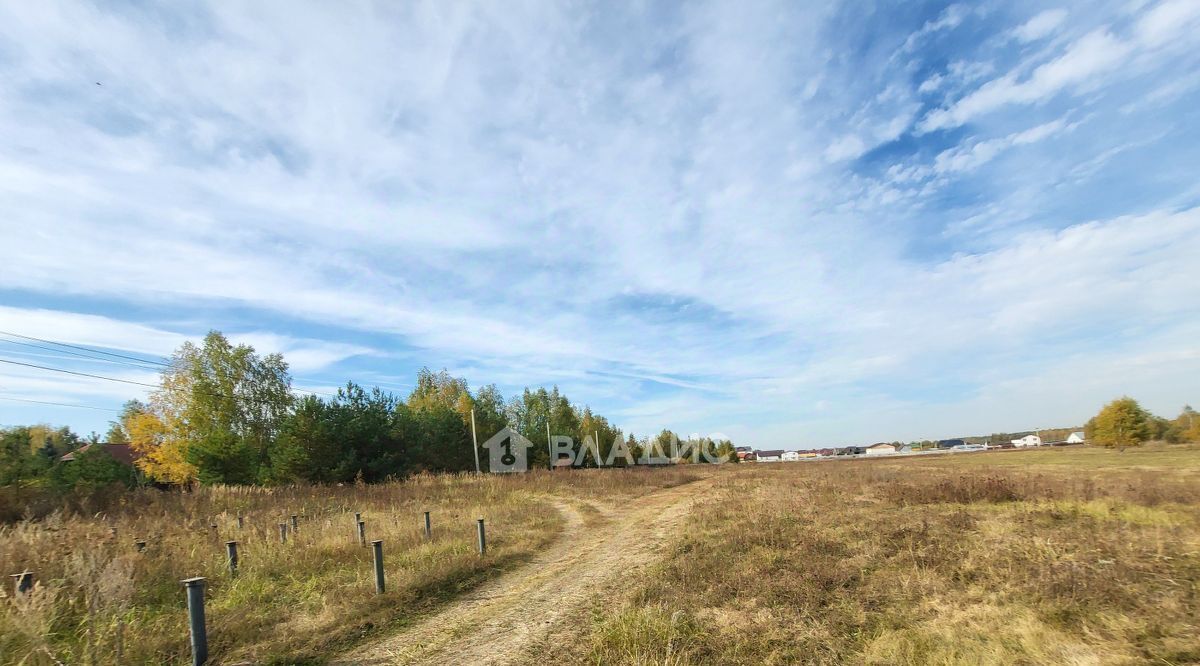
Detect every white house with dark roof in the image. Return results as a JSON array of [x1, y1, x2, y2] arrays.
[[1011, 434, 1042, 447]]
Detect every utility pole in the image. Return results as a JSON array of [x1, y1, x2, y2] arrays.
[[470, 409, 481, 474], [546, 421, 553, 470]]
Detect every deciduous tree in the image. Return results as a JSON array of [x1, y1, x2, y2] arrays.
[[1086, 397, 1152, 451], [135, 331, 293, 484], [1174, 405, 1199, 443], [127, 410, 193, 484]]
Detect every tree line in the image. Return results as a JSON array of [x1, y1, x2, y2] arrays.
[[1085, 397, 1199, 450], [2, 331, 737, 491], [896, 401, 1198, 451], [0, 425, 139, 491]]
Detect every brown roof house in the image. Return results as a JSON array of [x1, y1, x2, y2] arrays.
[[59, 443, 142, 467]]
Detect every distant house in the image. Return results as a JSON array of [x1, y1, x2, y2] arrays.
[[817, 448, 836, 457], [1011, 434, 1042, 447], [937, 439, 965, 450], [737, 450, 757, 462], [1067, 432, 1086, 444], [865, 442, 896, 456], [755, 450, 784, 462], [782, 451, 801, 461], [838, 446, 866, 456], [59, 443, 141, 467]]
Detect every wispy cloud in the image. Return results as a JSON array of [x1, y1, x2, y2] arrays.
[[902, 4, 973, 52], [1011, 9, 1068, 43], [919, 29, 1129, 132], [920, 1, 1200, 132], [0, 307, 183, 356], [933, 118, 1078, 174], [1, 1, 1197, 445]]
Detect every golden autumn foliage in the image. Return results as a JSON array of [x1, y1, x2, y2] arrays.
[[1086, 397, 1152, 450], [122, 331, 293, 485], [126, 410, 195, 485]]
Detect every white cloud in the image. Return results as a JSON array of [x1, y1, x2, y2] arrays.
[[1135, 0, 1200, 47], [921, 0, 1200, 133], [933, 118, 1075, 174], [947, 59, 995, 84], [1012, 9, 1068, 43], [824, 135, 867, 162], [921, 29, 1130, 132], [0, 1, 1196, 446], [902, 4, 970, 52], [821, 88, 919, 164], [224, 333, 375, 374], [1120, 71, 1200, 114], [0, 306, 184, 356], [0, 307, 377, 407], [918, 74, 944, 94]]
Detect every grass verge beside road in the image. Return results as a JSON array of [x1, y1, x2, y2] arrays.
[[0, 467, 698, 665]]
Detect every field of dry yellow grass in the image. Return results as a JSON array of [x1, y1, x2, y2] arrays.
[[3, 446, 1199, 665], [0, 468, 699, 664], [553, 445, 1200, 665]]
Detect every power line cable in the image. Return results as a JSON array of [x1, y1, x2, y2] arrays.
[[0, 331, 337, 398], [0, 329, 171, 367], [0, 395, 120, 412], [0, 356, 294, 409], [0, 356, 337, 405], [0, 358, 161, 388], [0, 337, 166, 371]]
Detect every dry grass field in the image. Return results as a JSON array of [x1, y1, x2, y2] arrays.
[[3, 446, 1199, 665], [0, 468, 699, 665], [559, 445, 1200, 665]]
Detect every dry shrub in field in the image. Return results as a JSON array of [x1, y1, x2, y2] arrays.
[[882, 474, 1027, 505], [65, 550, 136, 665], [0, 487, 57, 524], [0, 584, 64, 665], [863, 461, 1200, 508], [587, 603, 703, 666], [0, 483, 137, 524]]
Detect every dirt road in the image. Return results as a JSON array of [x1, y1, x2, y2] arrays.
[[332, 478, 710, 665]]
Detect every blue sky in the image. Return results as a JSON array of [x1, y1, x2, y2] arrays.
[[1, 0, 1198, 447]]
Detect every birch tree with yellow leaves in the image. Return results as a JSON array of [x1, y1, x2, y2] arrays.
[[129, 331, 292, 485]]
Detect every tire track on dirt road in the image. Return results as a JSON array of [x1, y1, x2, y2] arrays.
[[332, 477, 711, 665]]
